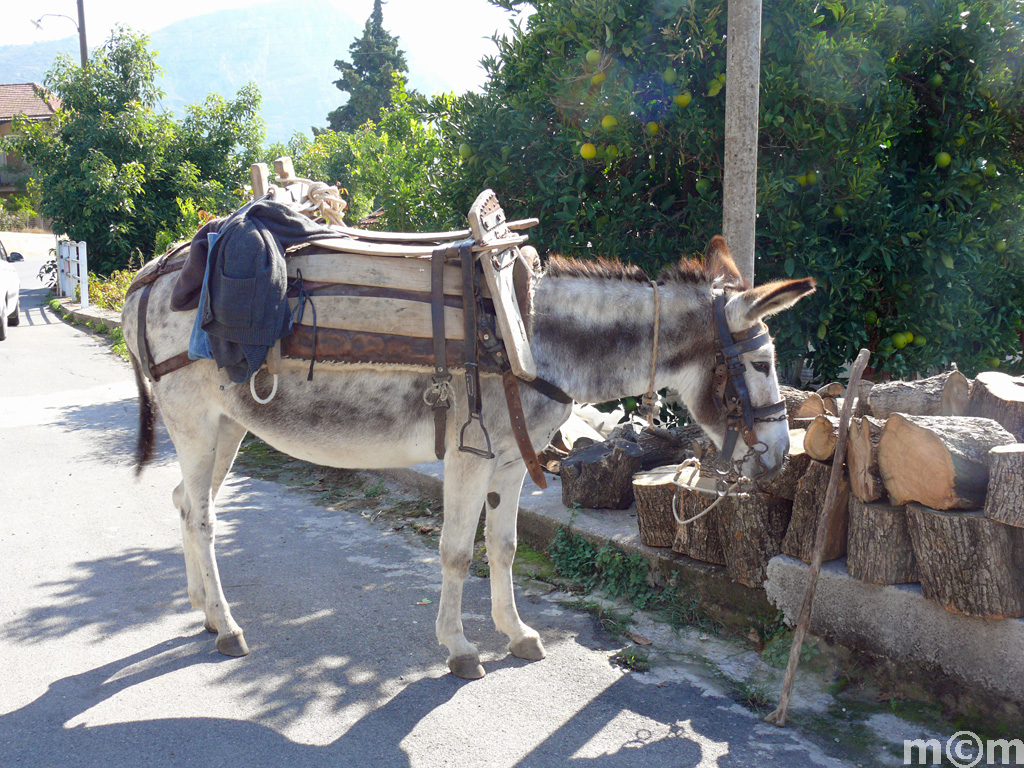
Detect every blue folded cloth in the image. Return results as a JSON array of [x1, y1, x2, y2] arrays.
[[187, 232, 218, 361]]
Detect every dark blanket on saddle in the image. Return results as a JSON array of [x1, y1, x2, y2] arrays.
[[170, 197, 338, 382]]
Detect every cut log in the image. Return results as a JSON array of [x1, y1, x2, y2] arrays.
[[632, 466, 682, 548], [780, 386, 824, 427], [560, 439, 643, 510], [782, 459, 850, 562], [846, 498, 919, 584], [984, 443, 1024, 528], [906, 503, 1024, 618], [804, 415, 840, 461], [878, 415, 1016, 509], [670, 466, 792, 586], [865, 369, 971, 419], [816, 382, 845, 399], [847, 416, 885, 503], [794, 393, 826, 420], [967, 371, 1024, 441], [668, 467, 726, 564], [758, 429, 812, 501], [853, 380, 874, 418]]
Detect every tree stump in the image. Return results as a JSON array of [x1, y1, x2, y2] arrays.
[[878, 415, 1016, 509], [758, 429, 812, 501], [906, 503, 1024, 618], [670, 466, 792, 586], [865, 369, 971, 419], [846, 498, 919, 584], [560, 438, 643, 510], [667, 467, 726, 564], [633, 466, 685, 548], [804, 415, 840, 461], [967, 371, 1024, 442], [782, 459, 850, 563], [984, 444, 1024, 528], [848, 416, 885, 503]]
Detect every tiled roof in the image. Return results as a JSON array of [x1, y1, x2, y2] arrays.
[[0, 83, 61, 123]]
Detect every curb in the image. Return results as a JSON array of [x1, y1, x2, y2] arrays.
[[57, 298, 122, 330]]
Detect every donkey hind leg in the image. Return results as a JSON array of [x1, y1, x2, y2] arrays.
[[436, 455, 495, 679], [168, 415, 249, 657], [175, 417, 248, 634], [211, 416, 247, 501], [485, 461, 545, 662]]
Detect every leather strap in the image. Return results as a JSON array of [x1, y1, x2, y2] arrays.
[[502, 370, 547, 489], [523, 375, 572, 404], [125, 248, 187, 297], [137, 281, 156, 380], [430, 243, 456, 459], [151, 352, 195, 379], [458, 240, 493, 458]]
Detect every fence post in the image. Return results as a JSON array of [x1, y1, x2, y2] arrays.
[[77, 241, 89, 309], [57, 240, 68, 298]]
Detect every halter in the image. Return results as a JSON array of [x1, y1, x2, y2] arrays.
[[710, 290, 787, 477]]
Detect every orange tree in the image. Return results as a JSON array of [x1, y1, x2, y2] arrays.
[[423, 0, 1024, 381]]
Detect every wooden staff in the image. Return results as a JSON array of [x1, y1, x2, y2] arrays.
[[765, 348, 870, 727]]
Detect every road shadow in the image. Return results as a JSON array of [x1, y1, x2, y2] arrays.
[[0, 637, 464, 768], [15, 285, 58, 326], [53, 395, 177, 469], [513, 672, 847, 767]]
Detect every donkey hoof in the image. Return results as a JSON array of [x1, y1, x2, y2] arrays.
[[509, 636, 546, 661], [204, 620, 217, 634], [216, 631, 250, 657], [448, 654, 485, 680]]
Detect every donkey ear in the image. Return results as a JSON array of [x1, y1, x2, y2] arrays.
[[704, 235, 745, 287], [726, 278, 817, 327]]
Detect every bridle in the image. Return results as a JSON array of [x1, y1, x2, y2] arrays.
[[710, 289, 787, 481], [662, 286, 790, 528]]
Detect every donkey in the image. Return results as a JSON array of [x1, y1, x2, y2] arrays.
[[122, 234, 814, 679]]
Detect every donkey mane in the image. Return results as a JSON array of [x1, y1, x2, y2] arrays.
[[544, 254, 712, 286]]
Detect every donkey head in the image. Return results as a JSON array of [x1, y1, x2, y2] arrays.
[[670, 236, 816, 479]]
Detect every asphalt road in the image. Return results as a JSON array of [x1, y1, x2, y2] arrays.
[[0, 241, 857, 768]]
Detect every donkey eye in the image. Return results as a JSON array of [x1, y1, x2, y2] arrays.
[[751, 361, 771, 376]]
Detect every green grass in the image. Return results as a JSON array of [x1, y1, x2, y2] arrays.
[[612, 646, 651, 672]]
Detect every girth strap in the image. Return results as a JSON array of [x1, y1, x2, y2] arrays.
[[502, 371, 548, 489]]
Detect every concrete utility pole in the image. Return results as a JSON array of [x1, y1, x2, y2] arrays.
[[722, 0, 762, 286], [76, 0, 88, 68]]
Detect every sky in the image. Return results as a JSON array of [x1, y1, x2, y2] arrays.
[[1, 0, 530, 94]]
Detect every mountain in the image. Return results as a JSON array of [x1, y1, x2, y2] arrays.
[[0, 3, 412, 143]]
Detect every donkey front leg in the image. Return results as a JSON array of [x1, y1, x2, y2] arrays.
[[166, 416, 249, 657], [485, 461, 545, 662], [436, 455, 494, 679]]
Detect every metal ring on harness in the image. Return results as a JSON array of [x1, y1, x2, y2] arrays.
[[250, 372, 279, 404]]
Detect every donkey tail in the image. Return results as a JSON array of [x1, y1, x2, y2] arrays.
[[129, 350, 157, 476]]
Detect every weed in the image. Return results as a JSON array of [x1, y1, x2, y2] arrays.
[[363, 478, 389, 499], [110, 327, 128, 360], [664, 595, 721, 635], [565, 598, 633, 639], [549, 528, 599, 589], [733, 678, 775, 713], [762, 630, 820, 670], [593, 545, 655, 608], [612, 646, 651, 672]]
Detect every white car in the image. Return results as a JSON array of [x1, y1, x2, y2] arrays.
[[0, 239, 22, 340]]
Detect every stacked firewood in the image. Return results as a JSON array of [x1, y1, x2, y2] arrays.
[[633, 368, 1024, 619]]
